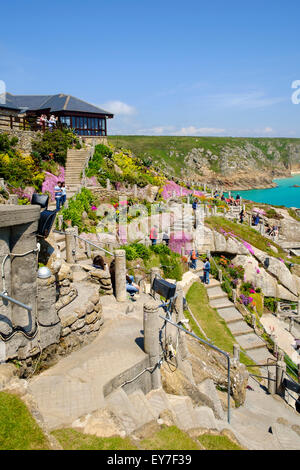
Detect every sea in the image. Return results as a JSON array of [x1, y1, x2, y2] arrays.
[[228, 174, 300, 209]]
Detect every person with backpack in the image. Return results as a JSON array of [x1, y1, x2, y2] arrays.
[[190, 248, 198, 270], [150, 225, 158, 245], [203, 257, 211, 284]]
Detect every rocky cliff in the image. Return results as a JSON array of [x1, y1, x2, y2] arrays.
[[108, 136, 300, 190]]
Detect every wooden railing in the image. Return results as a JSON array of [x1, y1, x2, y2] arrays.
[[0, 114, 64, 132]]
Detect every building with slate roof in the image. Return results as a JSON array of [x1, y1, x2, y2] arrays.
[[0, 92, 114, 136]]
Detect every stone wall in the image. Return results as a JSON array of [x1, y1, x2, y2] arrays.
[[0, 128, 36, 154]]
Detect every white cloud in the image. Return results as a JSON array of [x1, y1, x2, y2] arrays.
[[262, 126, 274, 134], [175, 126, 225, 136], [101, 100, 136, 116], [207, 92, 285, 109]]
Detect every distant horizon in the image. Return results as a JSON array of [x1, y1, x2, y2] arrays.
[[1, 0, 300, 138]]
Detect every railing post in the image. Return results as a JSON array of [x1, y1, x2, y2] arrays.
[[10, 115, 13, 129], [174, 282, 184, 322], [218, 269, 223, 283], [65, 227, 76, 264], [233, 343, 240, 362], [150, 267, 161, 300], [58, 214, 64, 231], [276, 360, 286, 397], [114, 249, 127, 302], [143, 301, 161, 389], [268, 368, 276, 395]]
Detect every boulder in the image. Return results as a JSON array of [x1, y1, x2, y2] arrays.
[[252, 247, 298, 296]]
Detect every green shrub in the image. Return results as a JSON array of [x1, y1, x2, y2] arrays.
[[31, 128, 79, 166], [264, 297, 279, 313]]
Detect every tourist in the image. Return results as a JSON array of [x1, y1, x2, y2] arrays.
[[192, 199, 197, 212], [239, 208, 245, 224], [254, 214, 260, 226], [150, 225, 158, 245], [92, 255, 106, 270], [221, 194, 225, 201], [269, 224, 278, 238], [162, 230, 170, 246], [54, 181, 62, 211], [190, 249, 198, 270], [126, 274, 139, 298], [60, 182, 67, 207], [48, 114, 57, 130], [236, 194, 240, 203], [203, 257, 211, 285]]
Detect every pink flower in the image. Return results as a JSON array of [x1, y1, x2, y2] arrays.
[[91, 205, 97, 211], [250, 289, 256, 293], [256, 268, 260, 274]]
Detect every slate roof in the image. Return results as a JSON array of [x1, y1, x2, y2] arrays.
[[0, 93, 113, 117]]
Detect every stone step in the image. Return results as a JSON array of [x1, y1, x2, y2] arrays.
[[245, 347, 276, 365], [235, 332, 267, 351], [227, 320, 253, 336], [105, 388, 140, 435], [271, 422, 300, 450], [145, 388, 171, 418], [127, 389, 157, 427], [206, 286, 225, 298], [197, 378, 225, 420], [217, 306, 243, 324], [210, 298, 234, 309], [193, 406, 217, 430], [205, 279, 221, 289], [167, 394, 198, 430]]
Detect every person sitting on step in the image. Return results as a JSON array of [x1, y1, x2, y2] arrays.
[[92, 255, 106, 270], [126, 274, 140, 299]]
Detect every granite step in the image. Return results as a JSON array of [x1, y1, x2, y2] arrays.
[[210, 298, 234, 309], [193, 406, 217, 430], [227, 320, 253, 336], [217, 306, 243, 324], [167, 394, 198, 430], [105, 389, 140, 435], [236, 332, 267, 351], [127, 389, 157, 427], [245, 347, 276, 365], [145, 388, 172, 418]]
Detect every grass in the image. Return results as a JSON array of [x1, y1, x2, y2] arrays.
[[140, 425, 200, 450], [0, 392, 50, 450], [185, 282, 260, 375], [198, 433, 244, 450], [52, 428, 138, 450], [205, 216, 300, 265]]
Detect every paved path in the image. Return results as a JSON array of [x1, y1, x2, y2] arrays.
[[28, 292, 152, 430], [261, 314, 300, 365]]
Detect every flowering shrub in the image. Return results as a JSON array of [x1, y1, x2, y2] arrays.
[[42, 166, 65, 200]]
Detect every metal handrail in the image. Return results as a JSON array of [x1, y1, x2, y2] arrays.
[[74, 234, 114, 256], [159, 313, 231, 424]]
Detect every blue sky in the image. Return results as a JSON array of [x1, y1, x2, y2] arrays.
[[1, 0, 300, 137]]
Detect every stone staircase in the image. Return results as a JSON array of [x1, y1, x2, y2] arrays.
[[205, 278, 276, 366], [65, 148, 92, 199], [72, 378, 300, 450]]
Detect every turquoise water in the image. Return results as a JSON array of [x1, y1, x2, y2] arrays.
[[228, 174, 300, 208]]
